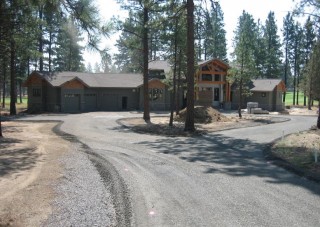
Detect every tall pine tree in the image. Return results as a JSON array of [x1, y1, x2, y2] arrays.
[[263, 11, 282, 78]]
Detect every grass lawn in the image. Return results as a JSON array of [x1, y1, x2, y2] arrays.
[[285, 92, 319, 107], [1, 97, 28, 112]]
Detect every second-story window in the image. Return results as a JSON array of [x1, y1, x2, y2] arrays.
[[202, 74, 212, 81]]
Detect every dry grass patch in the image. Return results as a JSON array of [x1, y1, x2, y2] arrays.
[[272, 129, 320, 180]]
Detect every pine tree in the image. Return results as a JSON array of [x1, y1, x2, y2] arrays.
[[301, 17, 316, 108], [231, 11, 258, 118], [304, 40, 320, 128], [263, 11, 282, 78], [184, 0, 195, 132], [54, 18, 85, 72], [204, 1, 227, 61], [282, 12, 295, 102], [253, 19, 266, 77]]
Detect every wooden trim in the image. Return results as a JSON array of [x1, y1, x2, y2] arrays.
[[198, 81, 226, 85], [200, 71, 227, 75]]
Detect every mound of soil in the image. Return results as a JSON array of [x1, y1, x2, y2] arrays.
[[175, 106, 229, 123]]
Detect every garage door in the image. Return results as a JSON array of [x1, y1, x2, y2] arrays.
[[84, 94, 97, 112], [64, 94, 80, 112], [101, 94, 119, 111]]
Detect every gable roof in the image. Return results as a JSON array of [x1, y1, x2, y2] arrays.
[[148, 60, 171, 73], [25, 71, 145, 88], [251, 79, 284, 92], [198, 58, 230, 70]]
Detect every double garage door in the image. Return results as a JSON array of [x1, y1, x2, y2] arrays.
[[63, 93, 127, 112], [64, 93, 98, 112]]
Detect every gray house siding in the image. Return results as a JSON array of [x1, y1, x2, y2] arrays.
[[24, 71, 173, 113], [246, 91, 273, 111], [27, 85, 42, 112], [139, 87, 171, 111], [61, 88, 83, 113], [231, 90, 284, 111], [98, 88, 139, 111]]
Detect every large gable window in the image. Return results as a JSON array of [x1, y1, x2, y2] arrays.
[[149, 88, 163, 101]]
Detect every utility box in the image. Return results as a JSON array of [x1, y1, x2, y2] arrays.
[[247, 102, 258, 114]]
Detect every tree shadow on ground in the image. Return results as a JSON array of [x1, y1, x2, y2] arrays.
[[0, 138, 39, 177], [136, 133, 320, 195]]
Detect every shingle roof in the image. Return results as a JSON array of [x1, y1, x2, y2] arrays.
[[148, 60, 171, 73], [198, 58, 230, 69], [33, 71, 144, 88], [251, 79, 283, 92]]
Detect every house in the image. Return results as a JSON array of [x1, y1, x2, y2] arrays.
[[148, 60, 171, 79], [195, 59, 231, 108], [231, 79, 286, 111], [23, 71, 171, 113]]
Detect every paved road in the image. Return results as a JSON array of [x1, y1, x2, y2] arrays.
[[21, 112, 320, 226]]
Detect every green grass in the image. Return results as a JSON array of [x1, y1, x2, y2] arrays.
[[285, 92, 319, 107], [1, 97, 28, 111]]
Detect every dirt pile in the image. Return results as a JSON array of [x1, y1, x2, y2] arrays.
[[175, 106, 229, 123]]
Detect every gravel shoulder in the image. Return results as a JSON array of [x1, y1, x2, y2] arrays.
[[0, 121, 68, 226]]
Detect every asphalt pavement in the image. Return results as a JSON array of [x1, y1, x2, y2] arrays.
[[20, 112, 320, 227]]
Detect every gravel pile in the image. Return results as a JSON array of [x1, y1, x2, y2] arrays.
[[44, 143, 116, 227]]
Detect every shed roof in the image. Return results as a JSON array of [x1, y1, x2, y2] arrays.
[[26, 71, 145, 88], [251, 79, 284, 92]]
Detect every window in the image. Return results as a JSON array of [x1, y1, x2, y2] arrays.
[[64, 94, 80, 98], [214, 88, 220, 101], [149, 88, 163, 101], [214, 74, 220, 81], [32, 88, 41, 97], [202, 74, 212, 81], [261, 92, 266, 97]]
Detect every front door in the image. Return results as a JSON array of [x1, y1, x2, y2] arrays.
[[122, 96, 128, 110], [213, 87, 220, 106]]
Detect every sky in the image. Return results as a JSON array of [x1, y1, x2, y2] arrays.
[[83, 0, 298, 67]]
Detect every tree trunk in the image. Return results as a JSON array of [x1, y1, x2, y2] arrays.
[[169, 18, 178, 127], [10, 38, 16, 115], [0, 114, 2, 137], [142, 6, 150, 122], [39, 7, 44, 71], [238, 78, 243, 119], [293, 71, 296, 105], [184, 0, 195, 132], [317, 102, 320, 129], [2, 60, 6, 108], [19, 79, 22, 103], [176, 49, 182, 115]]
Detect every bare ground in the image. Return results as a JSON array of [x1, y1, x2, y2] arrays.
[[0, 121, 69, 227], [0, 106, 318, 226], [271, 129, 320, 181]]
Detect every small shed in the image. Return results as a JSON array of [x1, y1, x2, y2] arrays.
[[231, 79, 286, 111]]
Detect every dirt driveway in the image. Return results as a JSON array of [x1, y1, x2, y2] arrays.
[[0, 121, 69, 227]]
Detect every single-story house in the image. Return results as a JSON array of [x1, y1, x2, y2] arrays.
[[23, 71, 171, 113], [231, 79, 286, 111]]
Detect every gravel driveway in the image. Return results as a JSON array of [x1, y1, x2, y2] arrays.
[[21, 112, 320, 227]]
